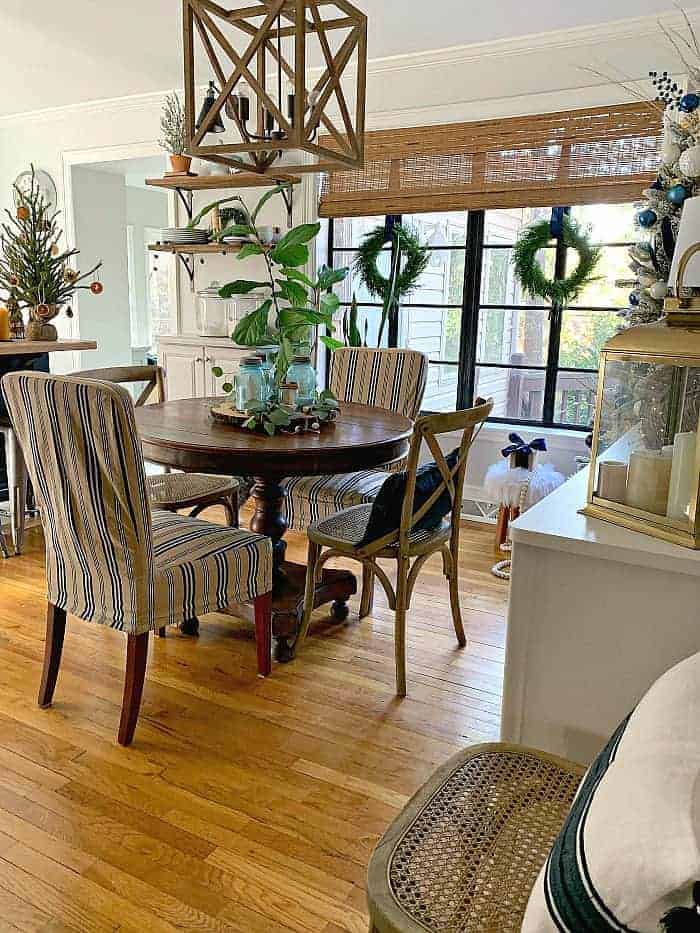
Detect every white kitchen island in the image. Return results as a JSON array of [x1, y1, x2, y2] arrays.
[[501, 466, 700, 765]]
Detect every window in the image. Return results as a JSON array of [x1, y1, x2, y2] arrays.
[[326, 202, 634, 429]]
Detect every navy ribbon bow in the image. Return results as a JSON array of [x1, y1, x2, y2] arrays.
[[501, 432, 547, 459]]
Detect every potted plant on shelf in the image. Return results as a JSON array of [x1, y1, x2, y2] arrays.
[[208, 185, 349, 434], [159, 92, 191, 174], [0, 166, 102, 341]]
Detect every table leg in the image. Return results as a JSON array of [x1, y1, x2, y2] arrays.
[[246, 476, 357, 661]]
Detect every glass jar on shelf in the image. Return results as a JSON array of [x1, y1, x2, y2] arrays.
[[287, 354, 317, 408], [233, 356, 265, 411]]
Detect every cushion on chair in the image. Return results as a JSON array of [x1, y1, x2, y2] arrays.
[[151, 510, 272, 626], [522, 650, 700, 933], [282, 470, 388, 530], [310, 502, 449, 550], [357, 449, 459, 547]]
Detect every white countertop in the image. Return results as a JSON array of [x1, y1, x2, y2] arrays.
[[511, 467, 700, 578]]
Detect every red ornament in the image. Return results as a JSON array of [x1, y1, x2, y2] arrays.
[[90, 281, 104, 295], [16, 206, 29, 221], [9, 275, 18, 286]]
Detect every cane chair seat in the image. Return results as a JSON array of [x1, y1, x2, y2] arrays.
[[309, 503, 450, 555], [147, 472, 238, 511], [367, 743, 585, 933]]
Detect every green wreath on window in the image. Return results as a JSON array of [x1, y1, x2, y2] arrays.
[[354, 224, 429, 301], [512, 216, 601, 306]]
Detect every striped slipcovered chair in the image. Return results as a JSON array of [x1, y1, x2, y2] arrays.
[[2, 372, 273, 746], [284, 347, 427, 523]]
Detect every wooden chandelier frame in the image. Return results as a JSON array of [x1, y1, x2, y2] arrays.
[[182, 0, 367, 175]]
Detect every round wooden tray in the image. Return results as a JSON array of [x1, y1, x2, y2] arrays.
[[209, 401, 335, 433]]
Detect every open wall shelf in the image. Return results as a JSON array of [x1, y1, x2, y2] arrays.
[[145, 173, 300, 191]]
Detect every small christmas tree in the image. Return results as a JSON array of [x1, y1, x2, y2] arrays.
[[0, 166, 102, 340]]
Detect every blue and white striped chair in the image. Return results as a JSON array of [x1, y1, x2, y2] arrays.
[[283, 348, 428, 531], [2, 372, 273, 746]]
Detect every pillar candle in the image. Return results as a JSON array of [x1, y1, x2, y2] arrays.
[[625, 450, 672, 516], [596, 461, 628, 503], [667, 432, 697, 521], [0, 307, 10, 341]]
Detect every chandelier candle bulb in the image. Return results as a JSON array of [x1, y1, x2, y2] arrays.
[[625, 450, 673, 516], [0, 307, 10, 341], [596, 461, 628, 503], [667, 432, 697, 520]]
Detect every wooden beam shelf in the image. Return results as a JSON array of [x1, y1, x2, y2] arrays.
[[148, 243, 243, 255], [145, 173, 300, 191]]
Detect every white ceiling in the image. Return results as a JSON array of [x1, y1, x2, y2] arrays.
[[0, 1, 687, 117]]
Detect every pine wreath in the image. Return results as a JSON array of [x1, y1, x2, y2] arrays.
[[354, 224, 429, 300], [513, 216, 601, 305]]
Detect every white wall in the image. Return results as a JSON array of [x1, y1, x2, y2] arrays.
[[125, 184, 169, 352], [71, 166, 131, 369]]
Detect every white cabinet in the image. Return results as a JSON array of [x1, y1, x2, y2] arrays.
[[158, 337, 247, 400]]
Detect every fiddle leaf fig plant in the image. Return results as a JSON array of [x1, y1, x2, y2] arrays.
[[214, 186, 350, 386]]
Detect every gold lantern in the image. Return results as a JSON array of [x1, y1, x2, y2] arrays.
[[582, 197, 700, 547]]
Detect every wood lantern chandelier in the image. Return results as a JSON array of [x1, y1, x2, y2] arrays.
[[182, 0, 367, 176]]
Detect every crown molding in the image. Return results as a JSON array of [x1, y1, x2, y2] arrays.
[[1, 7, 698, 130]]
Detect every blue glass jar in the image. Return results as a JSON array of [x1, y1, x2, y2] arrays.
[[287, 354, 317, 408], [234, 356, 265, 410], [255, 347, 277, 402]]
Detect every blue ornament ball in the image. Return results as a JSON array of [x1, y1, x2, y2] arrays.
[[629, 292, 640, 307], [680, 93, 700, 112], [637, 208, 658, 228], [667, 184, 690, 206]]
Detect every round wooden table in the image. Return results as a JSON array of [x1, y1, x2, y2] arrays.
[[135, 398, 413, 659]]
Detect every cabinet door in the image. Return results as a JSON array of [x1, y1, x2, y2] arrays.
[[207, 346, 247, 397], [161, 344, 205, 400]]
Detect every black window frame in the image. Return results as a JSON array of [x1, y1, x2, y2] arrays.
[[326, 206, 631, 431]]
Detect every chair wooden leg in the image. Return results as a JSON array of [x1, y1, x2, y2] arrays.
[[394, 558, 409, 698], [359, 561, 375, 620], [38, 603, 66, 708], [297, 540, 321, 650], [225, 488, 240, 528], [254, 592, 273, 677], [118, 632, 149, 747], [447, 546, 467, 648]]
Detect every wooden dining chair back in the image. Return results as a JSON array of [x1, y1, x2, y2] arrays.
[[76, 363, 166, 407], [299, 398, 493, 695], [1, 372, 273, 745]]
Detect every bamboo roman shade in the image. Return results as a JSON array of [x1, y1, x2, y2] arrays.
[[318, 102, 663, 217]]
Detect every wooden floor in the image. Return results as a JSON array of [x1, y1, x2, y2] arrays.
[[0, 513, 507, 932]]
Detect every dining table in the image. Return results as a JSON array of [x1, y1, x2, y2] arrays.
[[135, 397, 413, 659]]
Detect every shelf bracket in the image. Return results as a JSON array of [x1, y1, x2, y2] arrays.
[[279, 183, 293, 227], [175, 188, 194, 223], [176, 252, 196, 290]]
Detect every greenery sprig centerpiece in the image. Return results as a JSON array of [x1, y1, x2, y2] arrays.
[[354, 223, 429, 345], [208, 185, 349, 433], [0, 167, 102, 341], [512, 215, 601, 306]]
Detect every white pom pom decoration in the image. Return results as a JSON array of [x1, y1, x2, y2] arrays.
[[649, 281, 668, 299], [679, 144, 700, 178]]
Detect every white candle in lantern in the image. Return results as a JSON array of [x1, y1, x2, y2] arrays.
[[667, 432, 697, 521], [625, 450, 672, 516], [596, 461, 628, 503]]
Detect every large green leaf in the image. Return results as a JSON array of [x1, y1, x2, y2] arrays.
[[274, 223, 320, 252], [316, 264, 349, 290], [320, 292, 340, 315], [187, 195, 245, 230], [215, 223, 254, 240], [251, 184, 289, 223], [270, 242, 309, 268], [231, 300, 271, 346], [283, 268, 314, 288], [219, 280, 269, 298], [237, 242, 265, 261], [267, 406, 291, 426], [276, 279, 308, 307], [320, 335, 344, 351]]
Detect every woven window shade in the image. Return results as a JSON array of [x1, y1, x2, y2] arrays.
[[318, 102, 662, 217]]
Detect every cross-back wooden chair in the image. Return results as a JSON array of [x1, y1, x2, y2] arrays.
[[75, 365, 240, 527], [298, 398, 493, 696]]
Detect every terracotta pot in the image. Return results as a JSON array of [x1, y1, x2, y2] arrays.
[[169, 154, 192, 174]]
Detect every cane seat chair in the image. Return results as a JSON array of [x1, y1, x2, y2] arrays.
[[298, 399, 493, 695], [282, 348, 428, 533], [367, 743, 585, 933], [2, 372, 273, 746], [75, 365, 240, 525]]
